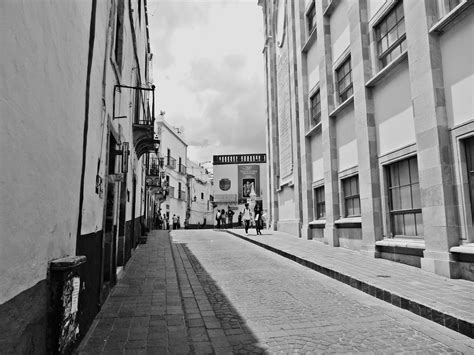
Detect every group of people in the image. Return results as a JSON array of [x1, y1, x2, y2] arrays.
[[216, 203, 265, 235], [156, 213, 181, 230], [241, 203, 264, 235], [215, 207, 235, 228]]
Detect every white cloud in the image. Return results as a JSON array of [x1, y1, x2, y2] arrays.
[[148, 0, 266, 164]]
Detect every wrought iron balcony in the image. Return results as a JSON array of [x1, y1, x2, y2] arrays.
[[132, 120, 158, 159], [148, 158, 161, 176]]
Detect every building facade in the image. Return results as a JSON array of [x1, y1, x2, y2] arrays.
[[0, 0, 159, 352], [259, 0, 474, 280], [186, 159, 214, 227], [157, 118, 188, 228], [212, 154, 269, 225]]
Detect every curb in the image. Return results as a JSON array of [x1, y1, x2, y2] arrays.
[[226, 230, 473, 339]]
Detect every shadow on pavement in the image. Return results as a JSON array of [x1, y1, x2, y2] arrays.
[[173, 240, 267, 354]]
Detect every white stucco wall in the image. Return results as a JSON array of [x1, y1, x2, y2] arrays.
[[159, 119, 188, 223], [80, 0, 150, 235], [335, 107, 357, 172], [373, 61, 415, 156], [0, 1, 91, 303], [330, 0, 350, 63], [440, 12, 474, 128]]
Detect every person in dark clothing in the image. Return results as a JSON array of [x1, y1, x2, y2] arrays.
[[254, 204, 262, 235]]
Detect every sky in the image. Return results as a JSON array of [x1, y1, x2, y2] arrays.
[[147, 0, 267, 166]]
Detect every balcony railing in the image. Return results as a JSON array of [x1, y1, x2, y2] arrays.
[[148, 158, 161, 176], [166, 156, 176, 169], [178, 164, 187, 175]]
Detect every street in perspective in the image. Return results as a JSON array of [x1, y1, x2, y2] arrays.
[[78, 229, 474, 354], [1, 0, 474, 354]]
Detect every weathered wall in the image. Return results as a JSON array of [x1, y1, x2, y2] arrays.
[[0, 0, 91, 304]]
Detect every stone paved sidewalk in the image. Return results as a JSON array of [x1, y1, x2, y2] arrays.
[[226, 228, 474, 339], [77, 230, 233, 354]]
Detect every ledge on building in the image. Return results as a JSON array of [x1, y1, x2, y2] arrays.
[[323, 0, 340, 17], [366, 51, 408, 88], [334, 216, 361, 228], [450, 243, 474, 263], [302, 27, 318, 53], [375, 238, 425, 250], [305, 122, 322, 137], [375, 238, 425, 266], [329, 95, 354, 118], [429, 0, 474, 34], [309, 219, 326, 229]]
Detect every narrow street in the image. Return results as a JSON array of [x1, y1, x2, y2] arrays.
[[79, 230, 473, 354]]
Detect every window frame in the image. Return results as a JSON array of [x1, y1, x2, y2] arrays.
[[335, 56, 353, 104], [387, 156, 423, 238], [113, 0, 125, 74], [314, 186, 326, 220], [374, 1, 407, 69], [342, 175, 360, 218], [464, 136, 474, 223], [306, 0, 317, 35], [309, 88, 321, 128], [436, 0, 462, 19]]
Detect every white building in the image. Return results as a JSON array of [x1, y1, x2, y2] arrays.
[[157, 118, 188, 228], [186, 159, 214, 227], [212, 154, 269, 226], [0, 0, 156, 351]]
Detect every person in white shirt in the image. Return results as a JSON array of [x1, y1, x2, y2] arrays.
[[242, 203, 252, 235]]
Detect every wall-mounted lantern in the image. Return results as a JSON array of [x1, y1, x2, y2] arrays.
[[122, 142, 129, 174]]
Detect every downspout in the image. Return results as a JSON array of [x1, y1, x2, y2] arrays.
[[76, 0, 98, 245]]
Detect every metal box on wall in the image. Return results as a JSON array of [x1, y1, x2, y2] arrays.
[[48, 255, 86, 354]]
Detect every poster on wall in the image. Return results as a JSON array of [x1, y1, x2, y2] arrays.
[[238, 165, 260, 203]]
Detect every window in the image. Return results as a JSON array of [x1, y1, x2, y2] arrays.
[[309, 89, 321, 127], [178, 182, 182, 199], [201, 192, 204, 200], [336, 57, 353, 103], [387, 156, 423, 237], [167, 148, 170, 166], [436, 0, 461, 19], [464, 137, 474, 221], [342, 175, 360, 217], [314, 186, 325, 219], [114, 0, 125, 72], [375, 1, 406, 68], [307, 1, 317, 34]]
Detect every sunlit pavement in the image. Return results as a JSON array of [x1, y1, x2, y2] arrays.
[[78, 229, 474, 354]]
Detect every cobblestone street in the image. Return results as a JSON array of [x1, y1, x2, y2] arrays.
[[78, 229, 474, 354]]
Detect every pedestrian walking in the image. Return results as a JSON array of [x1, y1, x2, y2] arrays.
[[172, 214, 177, 229], [227, 207, 234, 228], [238, 212, 242, 227], [216, 210, 221, 228], [254, 204, 262, 235], [221, 209, 226, 228], [242, 203, 252, 235], [177, 216, 181, 229]]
